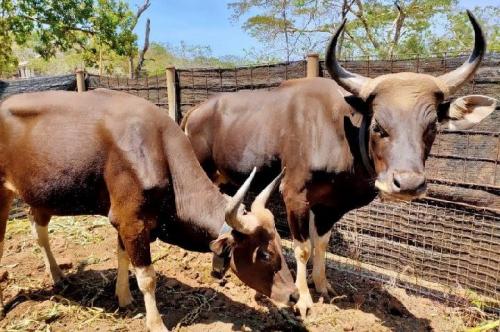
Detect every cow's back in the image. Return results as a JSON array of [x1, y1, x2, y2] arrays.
[[0, 89, 168, 215], [185, 77, 356, 179]]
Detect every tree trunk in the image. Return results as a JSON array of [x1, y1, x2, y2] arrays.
[[128, 57, 134, 79], [134, 18, 151, 79]]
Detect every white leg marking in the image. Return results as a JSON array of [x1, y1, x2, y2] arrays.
[[115, 243, 133, 307], [30, 220, 64, 284], [135, 265, 168, 332], [310, 212, 333, 296], [293, 238, 312, 317]]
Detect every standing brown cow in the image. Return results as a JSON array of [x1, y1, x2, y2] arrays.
[[182, 11, 497, 317], [0, 89, 298, 331]]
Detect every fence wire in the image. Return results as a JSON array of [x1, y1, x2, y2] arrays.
[[11, 52, 500, 311]]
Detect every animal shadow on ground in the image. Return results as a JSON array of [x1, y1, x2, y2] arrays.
[[3, 266, 306, 331], [310, 256, 434, 332], [231, 181, 433, 331]]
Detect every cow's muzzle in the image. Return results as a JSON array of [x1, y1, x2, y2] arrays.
[[211, 250, 231, 279], [376, 170, 427, 201]]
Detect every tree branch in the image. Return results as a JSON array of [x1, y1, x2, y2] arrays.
[[18, 14, 96, 35], [129, 0, 151, 78], [131, 0, 151, 30], [353, 0, 380, 50], [344, 28, 368, 54], [134, 18, 150, 78], [388, 1, 406, 55]]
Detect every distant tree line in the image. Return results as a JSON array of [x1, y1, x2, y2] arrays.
[[228, 0, 499, 61], [1, 0, 498, 78]]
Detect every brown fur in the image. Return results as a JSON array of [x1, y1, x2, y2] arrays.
[[0, 89, 297, 321]]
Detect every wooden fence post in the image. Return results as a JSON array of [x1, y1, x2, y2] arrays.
[[166, 66, 177, 122], [306, 53, 320, 78], [75, 69, 86, 93]]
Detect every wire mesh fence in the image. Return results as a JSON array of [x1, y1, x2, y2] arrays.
[[172, 51, 500, 311], [7, 51, 500, 312], [87, 74, 168, 110]]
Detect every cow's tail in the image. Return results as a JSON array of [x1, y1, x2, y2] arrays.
[[180, 105, 198, 132]]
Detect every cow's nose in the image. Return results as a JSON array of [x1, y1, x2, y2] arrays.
[[289, 290, 300, 304], [392, 171, 426, 194]]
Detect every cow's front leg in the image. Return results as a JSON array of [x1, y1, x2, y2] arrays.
[[310, 208, 338, 299], [119, 223, 167, 332], [283, 183, 313, 318], [136, 265, 166, 332], [293, 239, 313, 317], [115, 237, 133, 307], [311, 222, 334, 298]]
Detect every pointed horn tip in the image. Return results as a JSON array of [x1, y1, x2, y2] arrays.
[[276, 167, 286, 180], [246, 167, 258, 184], [334, 18, 347, 37], [465, 9, 474, 20]]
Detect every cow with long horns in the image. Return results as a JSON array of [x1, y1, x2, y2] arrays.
[[182, 11, 497, 317], [0, 89, 298, 331]]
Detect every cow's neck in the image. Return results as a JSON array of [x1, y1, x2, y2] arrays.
[[161, 120, 227, 249], [344, 114, 377, 186]]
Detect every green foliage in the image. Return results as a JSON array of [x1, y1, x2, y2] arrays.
[[14, 41, 246, 77], [229, 0, 499, 60], [464, 320, 500, 332], [429, 6, 500, 54], [0, 0, 137, 77]]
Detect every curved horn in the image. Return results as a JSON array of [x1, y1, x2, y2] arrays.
[[438, 10, 486, 95], [252, 168, 286, 213], [326, 19, 371, 95], [225, 167, 257, 233]]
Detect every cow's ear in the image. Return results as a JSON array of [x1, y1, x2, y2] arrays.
[[344, 94, 375, 117], [209, 233, 234, 255], [344, 95, 368, 115], [438, 95, 497, 130]]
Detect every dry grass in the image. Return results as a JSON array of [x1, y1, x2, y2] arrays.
[[1, 216, 495, 331]]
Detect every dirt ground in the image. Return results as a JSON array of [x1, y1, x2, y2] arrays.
[[0, 216, 489, 332]]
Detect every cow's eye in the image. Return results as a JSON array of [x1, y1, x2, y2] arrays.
[[373, 121, 389, 138], [257, 248, 271, 262]]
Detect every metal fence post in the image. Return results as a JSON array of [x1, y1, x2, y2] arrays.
[[75, 69, 86, 93], [306, 53, 320, 78], [166, 66, 177, 122]]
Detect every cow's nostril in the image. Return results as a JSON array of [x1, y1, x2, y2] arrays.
[[393, 176, 401, 189], [416, 178, 427, 192], [289, 290, 300, 304]]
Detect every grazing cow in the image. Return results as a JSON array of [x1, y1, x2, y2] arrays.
[[182, 11, 497, 317], [0, 89, 298, 331]]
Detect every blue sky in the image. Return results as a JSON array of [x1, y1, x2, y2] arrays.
[[129, 0, 499, 58]]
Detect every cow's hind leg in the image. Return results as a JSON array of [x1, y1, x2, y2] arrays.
[[0, 189, 14, 318], [118, 221, 166, 332], [115, 235, 133, 307], [29, 209, 64, 284], [109, 202, 167, 332]]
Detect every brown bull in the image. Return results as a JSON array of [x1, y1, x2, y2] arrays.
[[182, 11, 497, 317], [0, 89, 298, 331]]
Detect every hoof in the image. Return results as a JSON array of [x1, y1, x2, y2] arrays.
[[146, 320, 169, 332], [49, 267, 66, 285], [314, 280, 337, 299], [294, 293, 313, 318], [116, 292, 134, 309]]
